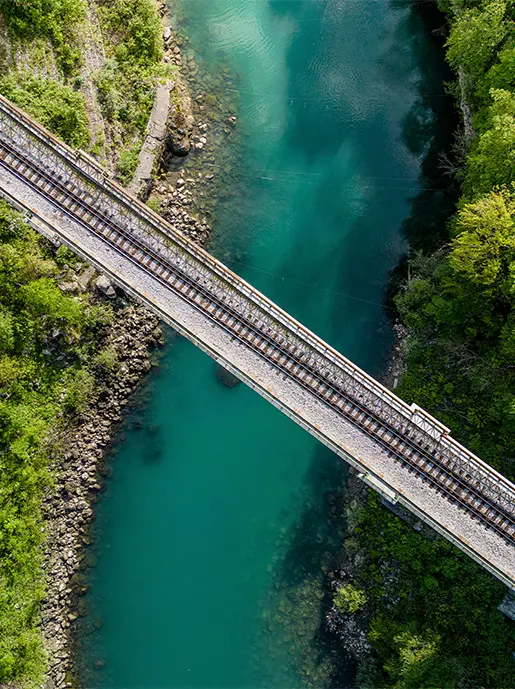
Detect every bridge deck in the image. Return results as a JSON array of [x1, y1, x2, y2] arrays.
[[0, 94, 513, 588]]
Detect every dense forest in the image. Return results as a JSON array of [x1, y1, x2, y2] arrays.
[[353, 0, 515, 686]]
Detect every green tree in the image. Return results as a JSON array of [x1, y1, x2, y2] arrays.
[[484, 46, 515, 94], [450, 187, 515, 289], [446, 1, 507, 80], [466, 89, 515, 193]]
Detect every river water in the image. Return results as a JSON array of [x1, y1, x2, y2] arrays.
[[81, 1, 449, 686]]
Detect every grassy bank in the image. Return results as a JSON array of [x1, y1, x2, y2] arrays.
[[347, 1, 515, 686], [93, 0, 165, 178], [0, 201, 115, 687]]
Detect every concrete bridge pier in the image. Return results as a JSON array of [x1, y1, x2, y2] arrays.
[[498, 590, 515, 620]]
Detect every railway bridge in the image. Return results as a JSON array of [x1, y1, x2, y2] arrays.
[[0, 95, 514, 589]]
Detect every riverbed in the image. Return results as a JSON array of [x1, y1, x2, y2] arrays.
[[81, 0, 448, 686]]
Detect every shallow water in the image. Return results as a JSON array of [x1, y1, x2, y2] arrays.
[[81, 1, 448, 686]]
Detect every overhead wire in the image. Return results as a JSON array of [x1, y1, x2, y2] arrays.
[[218, 254, 399, 311]]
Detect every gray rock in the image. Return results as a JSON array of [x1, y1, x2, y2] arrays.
[[166, 134, 191, 157], [79, 266, 96, 290], [95, 275, 116, 299], [59, 281, 78, 292]]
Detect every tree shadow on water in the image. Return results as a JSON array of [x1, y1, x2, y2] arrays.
[[397, 0, 460, 254]]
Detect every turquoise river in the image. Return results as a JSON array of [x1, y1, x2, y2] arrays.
[[82, 0, 450, 686]]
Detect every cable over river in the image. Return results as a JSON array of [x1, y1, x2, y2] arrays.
[[81, 0, 453, 686]]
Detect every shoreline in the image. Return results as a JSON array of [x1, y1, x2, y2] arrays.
[[41, 298, 163, 689], [323, 0, 461, 674], [39, 2, 245, 684], [38, 3, 217, 686]]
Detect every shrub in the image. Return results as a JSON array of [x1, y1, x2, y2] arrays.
[[0, 73, 90, 148], [146, 197, 161, 213], [334, 583, 367, 614], [97, 0, 162, 68], [21, 278, 83, 325], [62, 368, 95, 413], [54, 245, 81, 269], [0, 0, 86, 74], [93, 346, 119, 374], [116, 146, 141, 185]]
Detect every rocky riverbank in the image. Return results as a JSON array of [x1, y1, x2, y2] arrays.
[[324, 469, 372, 663], [323, 321, 410, 668], [40, 286, 163, 689], [38, 3, 219, 686], [147, 0, 243, 245]]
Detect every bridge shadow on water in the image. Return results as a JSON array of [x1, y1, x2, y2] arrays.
[[254, 444, 356, 689]]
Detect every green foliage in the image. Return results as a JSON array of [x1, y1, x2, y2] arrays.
[[21, 278, 83, 325], [94, 0, 163, 161], [116, 145, 141, 186], [450, 187, 515, 288], [482, 45, 515, 95], [146, 197, 162, 213], [446, 1, 507, 81], [54, 245, 81, 269], [358, 3, 515, 687], [0, 200, 104, 686], [466, 89, 515, 193], [0, 0, 86, 74], [355, 496, 515, 689], [0, 307, 14, 353], [334, 583, 367, 614], [0, 73, 90, 148], [92, 345, 119, 374], [61, 368, 95, 413], [97, 0, 162, 68]]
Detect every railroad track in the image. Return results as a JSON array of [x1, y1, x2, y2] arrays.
[[1, 137, 515, 546]]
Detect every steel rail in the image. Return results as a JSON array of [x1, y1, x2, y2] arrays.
[[2, 140, 514, 538], [2, 97, 514, 519], [2, 139, 514, 545]]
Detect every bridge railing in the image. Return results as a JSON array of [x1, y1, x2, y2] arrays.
[[1, 93, 515, 512]]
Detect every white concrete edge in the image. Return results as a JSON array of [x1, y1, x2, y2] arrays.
[[2, 183, 513, 590]]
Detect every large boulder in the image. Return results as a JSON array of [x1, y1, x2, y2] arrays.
[[95, 275, 116, 299], [166, 132, 191, 157]]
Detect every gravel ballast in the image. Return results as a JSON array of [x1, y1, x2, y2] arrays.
[[1, 163, 513, 588]]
